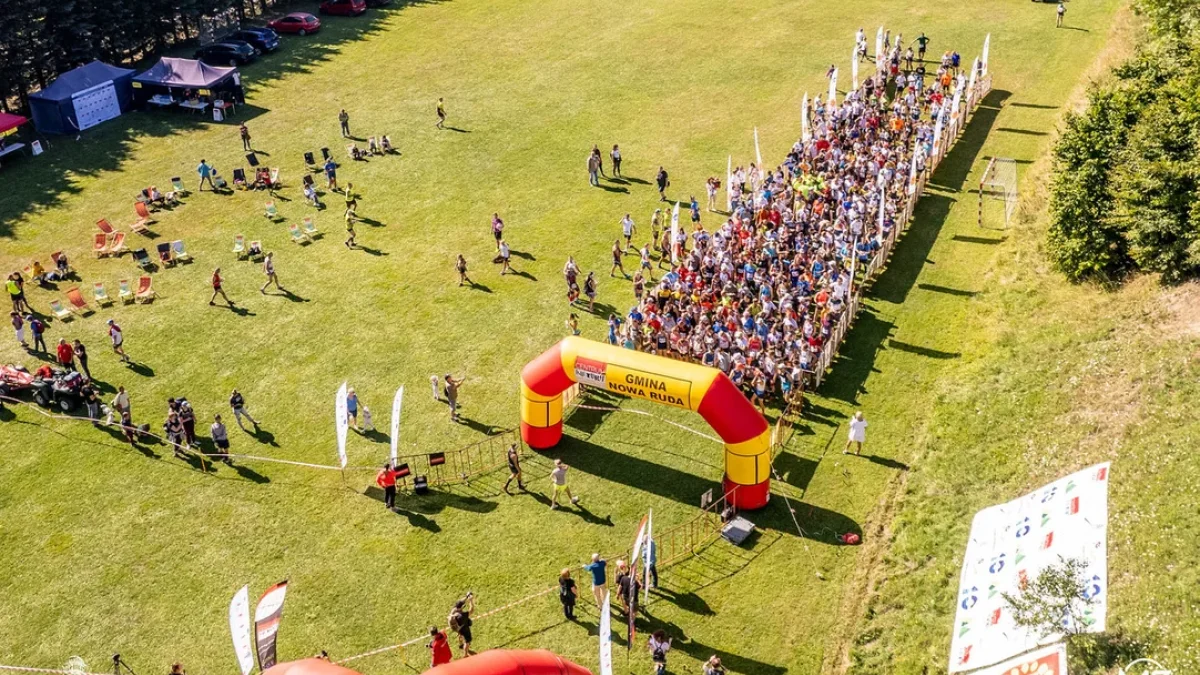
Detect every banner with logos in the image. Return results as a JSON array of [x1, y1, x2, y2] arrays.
[[254, 581, 289, 670]]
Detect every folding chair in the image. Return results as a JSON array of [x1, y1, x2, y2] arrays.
[[232, 168, 248, 190], [269, 167, 280, 189], [428, 452, 447, 485], [135, 275, 156, 303], [321, 147, 331, 161], [246, 152, 260, 167], [172, 240, 192, 263], [51, 251, 72, 276], [233, 234, 247, 260], [94, 232, 111, 257], [302, 174, 315, 188], [66, 287, 93, 315], [118, 279, 135, 304], [93, 282, 114, 307], [49, 299, 74, 321], [109, 231, 128, 256], [302, 216, 320, 238], [156, 242, 174, 267], [289, 223, 310, 245], [171, 176, 188, 196], [265, 201, 279, 219], [304, 151, 316, 170], [96, 218, 115, 235], [132, 248, 152, 270], [132, 202, 154, 234]]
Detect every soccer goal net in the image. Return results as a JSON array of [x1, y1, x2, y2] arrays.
[[978, 157, 1018, 228]]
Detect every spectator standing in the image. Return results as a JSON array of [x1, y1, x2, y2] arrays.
[[550, 458, 578, 509], [611, 240, 626, 278], [648, 630, 673, 675], [645, 537, 658, 589], [8, 274, 31, 312], [499, 240, 512, 275], [229, 389, 258, 430], [559, 568, 578, 620], [260, 252, 285, 293], [430, 374, 440, 401], [83, 383, 101, 426], [339, 109, 351, 137], [428, 627, 453, 667], [210, 267, 233, 306], [72, 339, 90, 379], [610, 144, 622, 177], [703, 656, 725, 675], [239, 123, 252, 151], [444, 374, 464, 422], [587, 152, 600, 187], [455, 254, 473, 287], [621, 214, 636, 253], [1056, 2, 1065, 27], [29, 314, 47, 353], [845, 411, 867, 455], [346, 387, 360, 430], [179, 399, 198, 447], [447, 594, 475, 656], [211, 414, 232, 463], [706, 177, 719, 211], [56, 338, 75, 371], [111, 385, 131, 422], [584, 272, 597, 312], [436, 98, 446, 129], [376, 462, 399, 510], [503, 443, 524, 494], [11, 311, 26, 348], [324, 158, 338, 191], [197, 159, 215, 191], [656, 167, 670, 201], [491, 213, 504, 249], [583, 553, 608, 607]]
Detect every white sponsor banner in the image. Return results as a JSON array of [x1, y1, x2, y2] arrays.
[[753, 127, 762, 169], [875, 27, 884, 62], [828, 68, 837, 106], [335, 382, 349, 469], [254, 581, 289, 669], [801, 93, 810, 142], [974, 644, 1067, 675], [670, 202, 681, 265], [643, 509, 653, 603], [949, 463, 1111, 672], [574, 356, 608, 388], [598, 591, 614, 675], [725, 155, 733, 211], [851, 45, 859, 91], [982, 34, 991, 76], [390, 385, 404, 463], [228, 586, 255, 675]]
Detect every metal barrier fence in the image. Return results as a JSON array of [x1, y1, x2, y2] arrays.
[[391, 428, 524, 488], [648, 486, 739, 568]]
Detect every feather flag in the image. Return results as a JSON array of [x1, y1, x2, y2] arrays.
[[254, 581, 289, 670], [851, 45, 859, 91], [643, 509, 653, 604], [875, 27, 884, 64], [828, 67, 837, 106], [753, 127, 762, 169], [982, 34, 991, 76], [599, 591, 614, 675], [725, 155, 732, 212], [670, 202, 681, 265], [801, 93, 810, 141], [229, 586, 255, 675], [335, 382, 348, 469], [389, 385, 404, 463]]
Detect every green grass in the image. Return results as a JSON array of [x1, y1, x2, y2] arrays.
[[0, 0, 1141, 674]]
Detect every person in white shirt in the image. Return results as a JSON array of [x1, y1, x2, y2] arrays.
[[620, 214, 636, 252], [845, 411, 867, 455]]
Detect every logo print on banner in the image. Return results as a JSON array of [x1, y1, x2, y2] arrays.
[[574, 357, 608, 387]]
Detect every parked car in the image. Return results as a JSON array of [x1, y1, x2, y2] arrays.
[[268, 12, 322, 35], [366, 0, 392, 6], [224, 27, 281, 53], [319, 0, 367, 16], [194, 42, 258, 66]]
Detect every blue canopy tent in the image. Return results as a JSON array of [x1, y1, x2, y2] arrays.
[[29, 61, 135, 135]]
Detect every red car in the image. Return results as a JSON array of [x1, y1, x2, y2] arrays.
[[268, 13, 321, 35], [319, 0, 367, 16]]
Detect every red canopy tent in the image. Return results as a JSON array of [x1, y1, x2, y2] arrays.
[[0, 112, 28, 136]]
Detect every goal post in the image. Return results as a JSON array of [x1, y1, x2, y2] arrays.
[[978, 157, 1018, 228]]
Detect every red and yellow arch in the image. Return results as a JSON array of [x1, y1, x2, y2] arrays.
[[520, 337, 771, 510]]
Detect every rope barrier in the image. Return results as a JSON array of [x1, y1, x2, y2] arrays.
[[0, 666, 108, 675]]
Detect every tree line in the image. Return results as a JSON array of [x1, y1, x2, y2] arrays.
[[0, 0, 288, 113], [1047, 0, 1200, 284]]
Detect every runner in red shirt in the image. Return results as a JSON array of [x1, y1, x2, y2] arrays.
[[375, 463, 398, 510], [428, 627, 453, 667], [210, 267, 233, 307]]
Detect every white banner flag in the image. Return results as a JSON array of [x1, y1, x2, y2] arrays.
[[228, 586, 255, 675], [982, 34, 991, 76], [598, 591, 614, 675], [828, 68, 837, 106], [968, 57, 979, 100], [753, 127, 762, 169], [670, 203, 681, 265], [801, 93, 809, 141], [643, 509, 653, 603], [875, 26, 883, 62], [932, 109, 945, 155], [335, 381, 349, 469], [725, 156, 732, 211], [878, 188, 886, 231], [908, 148, 919, 195], [948, 463, 1110, 672], [851, 46, 859, 91], [389, 385, 404, 463]]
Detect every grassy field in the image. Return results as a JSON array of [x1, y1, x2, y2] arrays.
[[0, 0, 1145, 674]]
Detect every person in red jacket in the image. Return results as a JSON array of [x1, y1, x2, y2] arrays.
[[428, 626, 452, 667], [376, 462, 399, 510], [56, 338, 75, 371]]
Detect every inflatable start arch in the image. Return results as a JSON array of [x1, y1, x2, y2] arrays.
[[520, 337, 771, 510]]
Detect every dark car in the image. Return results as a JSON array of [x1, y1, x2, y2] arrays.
[[319, 0, 367, 16], [366, 0, 391, 6], [268, 13, 321, 35], [224, 28, 280, 53], [194, 42, 258, 67]]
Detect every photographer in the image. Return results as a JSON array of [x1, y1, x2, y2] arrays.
[[447, 593, 476, 657]]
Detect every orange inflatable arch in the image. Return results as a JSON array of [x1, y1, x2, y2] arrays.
[[520, 337, 771, 510], [263, 650, 590, 675]]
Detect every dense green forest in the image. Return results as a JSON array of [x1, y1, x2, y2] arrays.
[[1048, 0, 1200, 283], [0, 0, 286, 112]]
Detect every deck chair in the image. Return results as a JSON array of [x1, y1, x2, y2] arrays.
[[172, 240, 192, 263], [171, 176, 188, 196], [289, 223, 310, 245], [51, 251, 72, 276], [109, 231, 128, 256], [248, 241, 265, 262], [93, 282, 114, 306], [132, 247, 152, 270], [66, 287, 93, 315], [232, 235, 247, 260], [302, 174, 314, 188], [118, 279, 135, 304], [49, 299, 74, 321], [156, 242, 174, 267], [135, 275, 156, 303], [269, 167, 280, 189], [302, 216, 320, 238], [304, 151, 316, 169], [265, 201, 279, 219], [96, 218, 115, 234], [212, 172, 228, 190], [232, 168, 248, 190], [132, 202, 154, 234], [246, 152, 260, 167], [321, 147, 331, 161], [94, 232, 111, 257]]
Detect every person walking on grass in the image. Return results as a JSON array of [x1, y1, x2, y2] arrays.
[[583, 553, 607, 606], [197, 159, 215, 192], [551, 459, 578, 509], [621, 213, 636, 253], [448, 594, 475, 657], [498, 239, 512, 275], [610, 240, 627, 278], [587, 151, 601, 187], [1056, 1, 1065, 27], [339, 109, 351, 137], [73, 339, 91, 379], [503, 443, 524, 494], [211, 414, 232, 463], [210, 267, 233, 306], [436, 98, 447, 129], [106, 319, 129, 363], [239, 123, 252, 151], [377, 461, 399, 510], [428, 627, 453, 668], [566, 312, 581, 336], [229, 389, 258, 430], [260, 252, 284, 293], [324, 157, 338, 192], [455, 254, 473, 287], [11, 311, 26, 349], [610, 144, 622, 177], [639, 243, 655, 283], [559, 568, 578, 620], [648, 631, 673, 675], [344, 209, 358, 249], [444, 373, 464, 422], [584, 272, 598, 312], [346, 387, 360, 430], [491, 213, 504, 250], [844, 410, 867, 455], [656, 166, 670, 201]]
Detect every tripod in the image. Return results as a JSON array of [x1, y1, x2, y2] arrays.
[[112, 654, 139, 675]]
